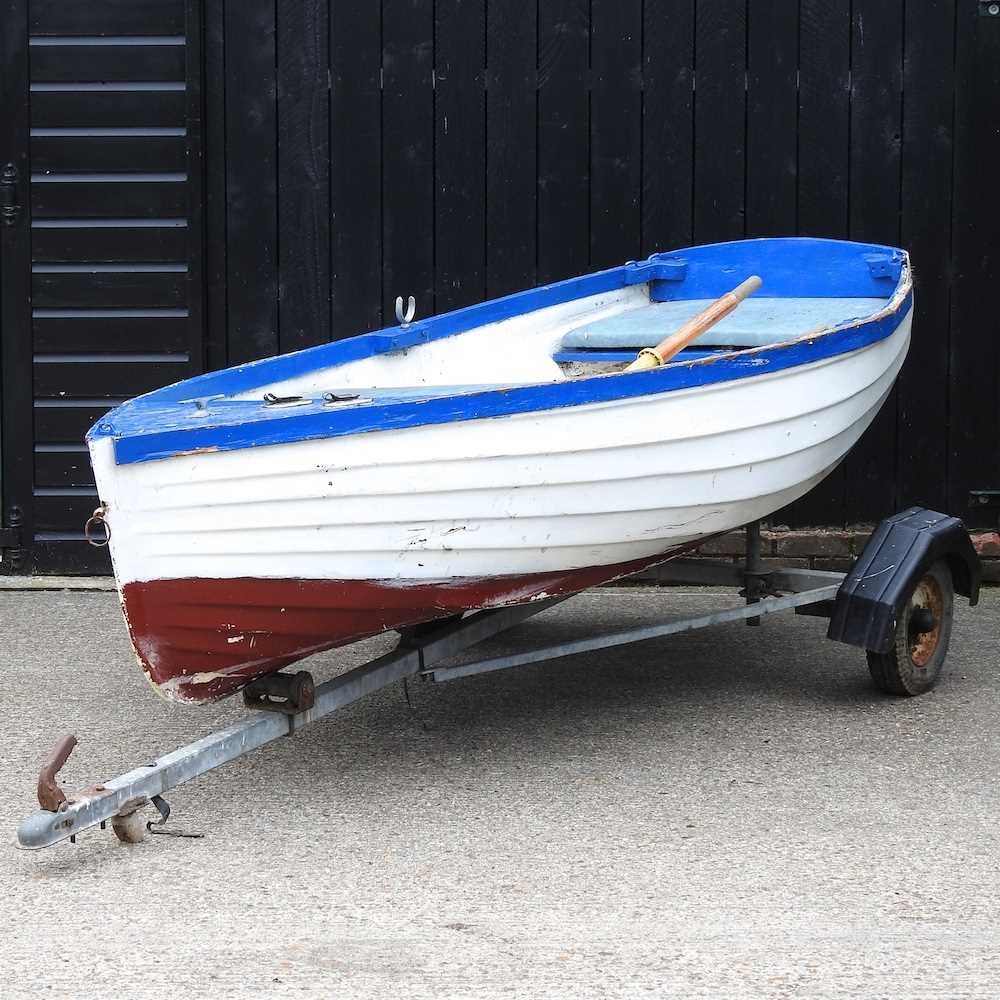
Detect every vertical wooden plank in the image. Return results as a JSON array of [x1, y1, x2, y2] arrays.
[[537, 0, 588, 283], [224, 0, 278, 363], [382, 0, 434, 321], [745, 0, 798, 236], [843, 0, 904, 524], [184, 0, 206, 375], [642, 0, 695, 256], [0, 0, 32, 571], [330, 2, 381, 337], [897, 0, 954, 514], [797, 0, 850, 238], [849, 1, 904, 244], [692, 0, 746, 245], [590, 0, 641, 268], [203, 0, 228, 371], [435, 0, 485, 312], [950, 2, 1000, 522], [785, 0, 851, 527], [485, 0, 536, 298], [276, 0, 330, 351]]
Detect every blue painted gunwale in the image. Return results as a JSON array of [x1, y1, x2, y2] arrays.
[[90, 238, 911, 467]]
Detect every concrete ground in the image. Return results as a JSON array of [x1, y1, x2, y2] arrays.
[[1, 585, 998, 999]]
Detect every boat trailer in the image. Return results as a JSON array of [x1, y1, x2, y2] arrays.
[[16, 507, 981, 851]]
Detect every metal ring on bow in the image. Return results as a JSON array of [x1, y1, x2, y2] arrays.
[[84, 506, 110, 548]]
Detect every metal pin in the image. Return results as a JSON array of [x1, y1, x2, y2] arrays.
[[395, 295, 416, 329]]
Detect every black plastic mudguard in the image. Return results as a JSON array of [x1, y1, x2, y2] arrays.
[[827, 507, 982, 654]]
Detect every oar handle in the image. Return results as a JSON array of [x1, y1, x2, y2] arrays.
[[625, 274, 763, 371]]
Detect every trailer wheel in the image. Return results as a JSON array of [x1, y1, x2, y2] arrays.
[[111, 808, 146, 844], [866, 560, 954, 696]]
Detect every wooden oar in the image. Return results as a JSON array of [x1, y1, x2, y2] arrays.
[[624, 275, 763, 371]]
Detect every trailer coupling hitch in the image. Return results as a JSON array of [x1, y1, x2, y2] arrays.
[[36, 736, 203, 844], [37, 734, 79, 812]]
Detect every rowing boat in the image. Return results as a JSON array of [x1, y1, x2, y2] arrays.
[[87, 236, 913, 703]]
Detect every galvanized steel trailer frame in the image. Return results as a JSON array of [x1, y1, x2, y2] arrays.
[[19, 504, 983, 852], [16, 550, 848, 851]]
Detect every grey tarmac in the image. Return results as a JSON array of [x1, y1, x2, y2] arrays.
[[1, 586, 998, 999]]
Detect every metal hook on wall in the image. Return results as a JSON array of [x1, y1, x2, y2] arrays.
[[395, 295, 416, 329]]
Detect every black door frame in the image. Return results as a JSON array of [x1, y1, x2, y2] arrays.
[[1, 0, 209, 575], [0, 0, 31, 573]]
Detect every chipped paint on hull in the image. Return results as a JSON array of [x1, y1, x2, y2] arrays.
[[122, 546, 698, 704]]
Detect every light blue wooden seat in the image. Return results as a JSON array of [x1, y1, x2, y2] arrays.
[[562, 297, 887, 349]]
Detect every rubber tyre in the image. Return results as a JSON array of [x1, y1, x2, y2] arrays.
[[291, 671, 315, 711], [866, 559, 954, 697]]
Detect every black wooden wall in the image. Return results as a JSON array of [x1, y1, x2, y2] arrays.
[[1, 0, 999, 575], [0, 0, 205, 573], [205, 0, 1000, 530]]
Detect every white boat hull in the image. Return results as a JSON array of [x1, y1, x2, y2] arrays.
[[95, 310, 910, 584]]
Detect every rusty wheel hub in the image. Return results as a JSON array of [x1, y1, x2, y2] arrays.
[[907, 573, 944, 668]]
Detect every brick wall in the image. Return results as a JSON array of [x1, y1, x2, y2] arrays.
[[630, 526, 1000, 584]]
